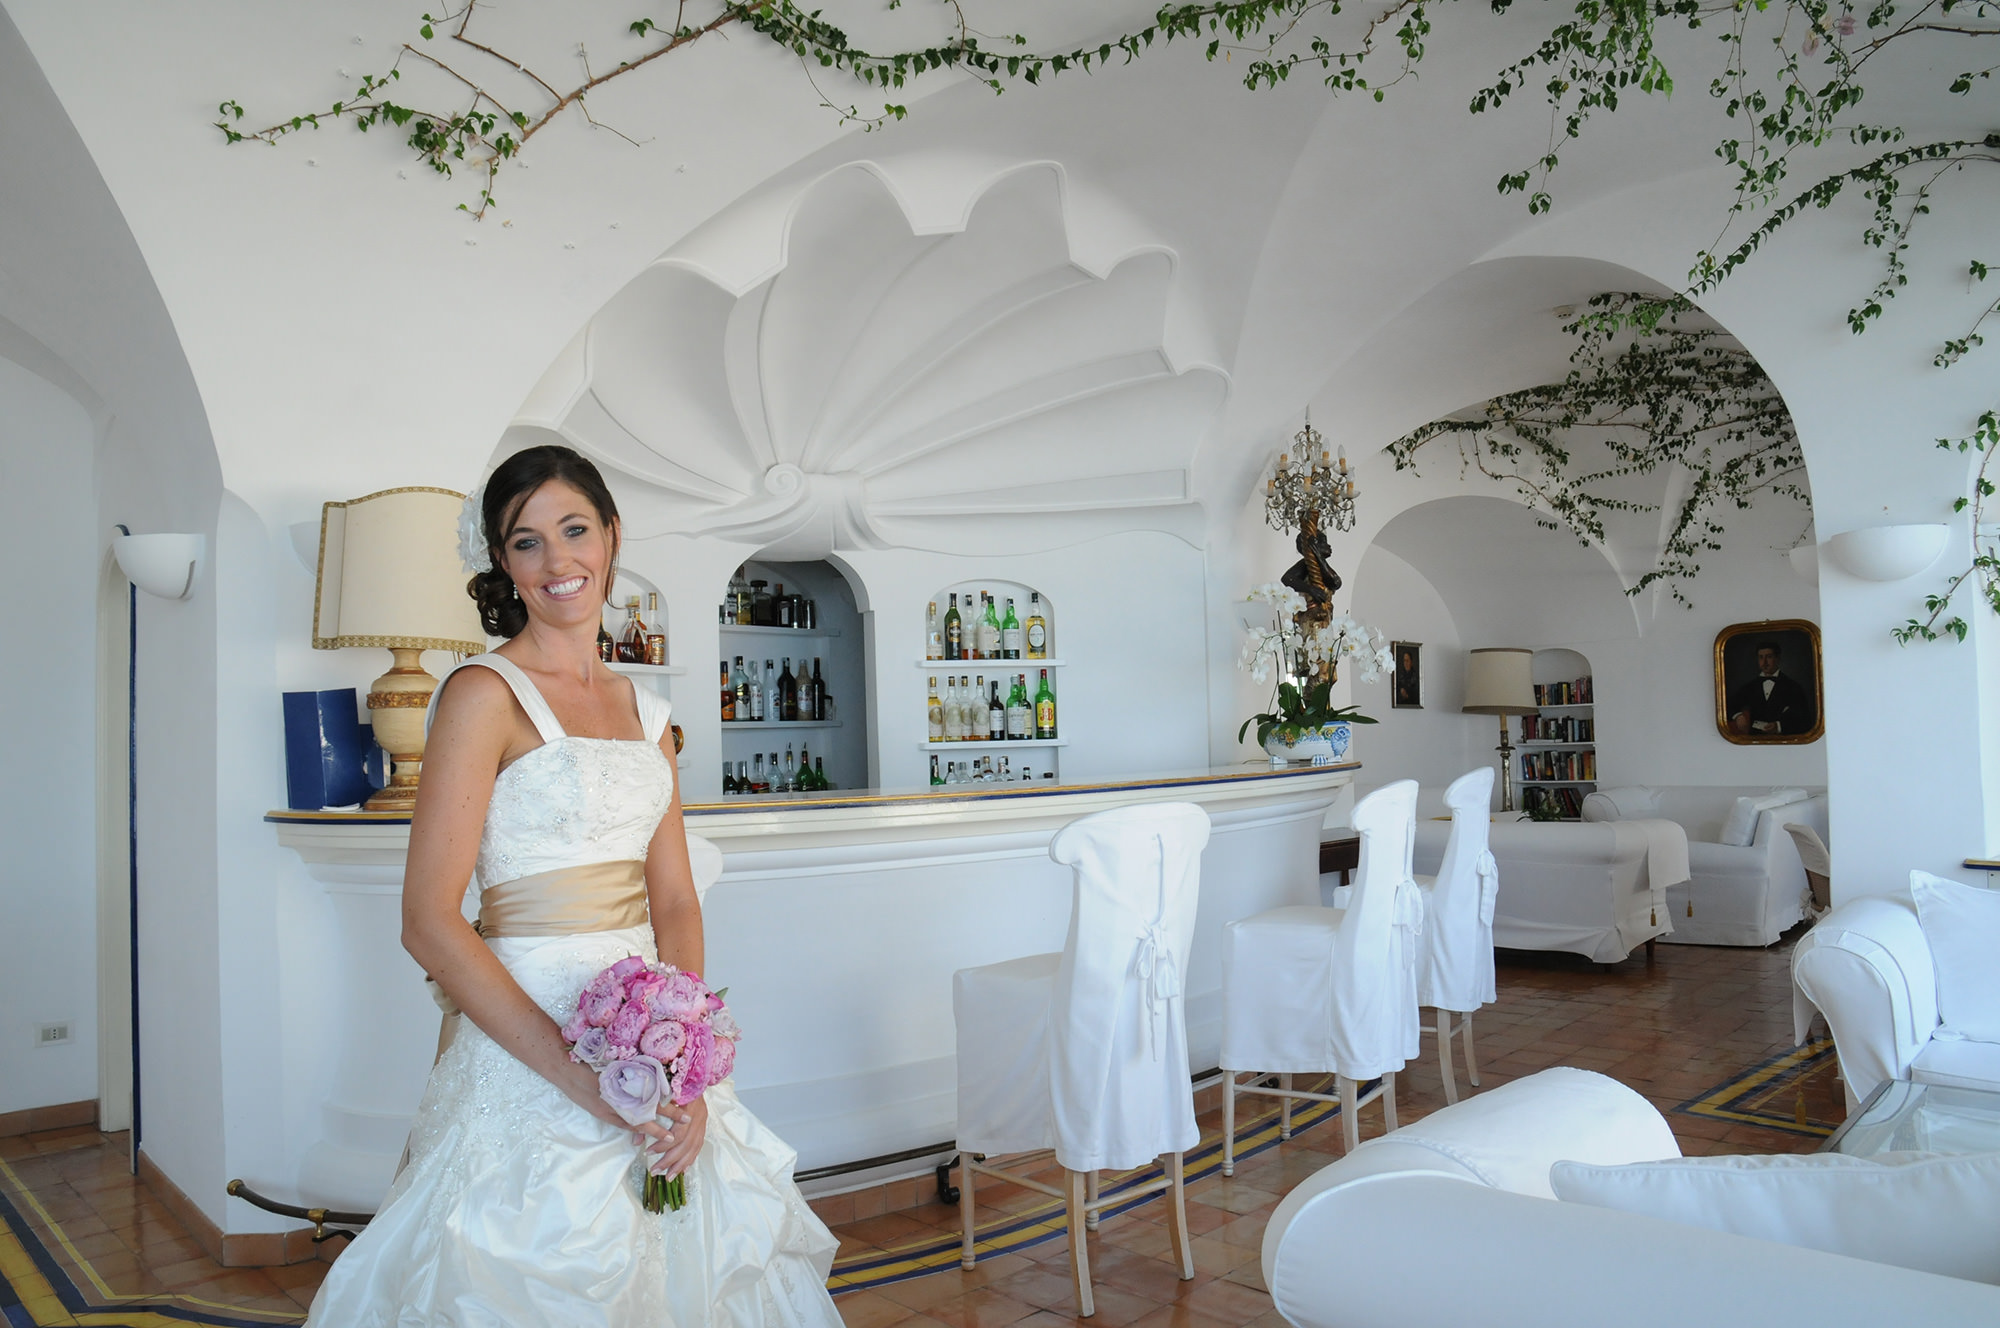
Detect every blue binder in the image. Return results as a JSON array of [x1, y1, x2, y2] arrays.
[[282, 688, 385, 809]]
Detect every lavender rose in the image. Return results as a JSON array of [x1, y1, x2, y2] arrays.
[[599, 1055, 666, 1126], [638, 1019, 687, 1064], [569, 1026, 614, 1070]]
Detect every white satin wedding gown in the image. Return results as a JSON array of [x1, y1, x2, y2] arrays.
[[305, 655, 842, 1327]]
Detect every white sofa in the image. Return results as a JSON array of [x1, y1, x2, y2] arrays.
[[1262, 1067, 2000, 1327], [1794, 889, 2000, 1112], [1583, 785, 1828, 946], [1411, 818, 1675, 963]]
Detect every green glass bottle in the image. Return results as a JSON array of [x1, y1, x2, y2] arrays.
[[981, 593, 1003, 659], [943, 593, 963, 660], [1000, 597, 1022, 659], [1034, 668, 1058, 741]]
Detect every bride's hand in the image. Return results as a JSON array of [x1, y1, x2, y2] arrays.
[[644, 1095, 708, 1179]]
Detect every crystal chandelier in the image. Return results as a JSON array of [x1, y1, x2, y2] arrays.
[[1263, 410, 1358, 536]]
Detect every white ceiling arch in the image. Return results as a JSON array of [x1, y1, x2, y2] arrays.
[[513, 157, 1231, 557]]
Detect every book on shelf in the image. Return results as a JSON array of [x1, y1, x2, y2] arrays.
[[1531, 676, 1594, 707], [1520, 714, 1594, 743]]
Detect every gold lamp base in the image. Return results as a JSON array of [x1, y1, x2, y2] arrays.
[[364, 647, 439, 812]]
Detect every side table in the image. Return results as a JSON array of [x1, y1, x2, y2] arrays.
[[1319, 833, 1359, 885]]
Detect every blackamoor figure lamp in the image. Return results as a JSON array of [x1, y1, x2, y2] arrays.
[[1461, 647, 1537, 813], [313, 487, 487, 812], [1263, 409, 1360, 666]]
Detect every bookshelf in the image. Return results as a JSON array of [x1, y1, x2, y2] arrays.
[[1520, 648, 1595, 820]]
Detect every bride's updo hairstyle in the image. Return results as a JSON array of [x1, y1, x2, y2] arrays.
[[469, 445, 621, 638]]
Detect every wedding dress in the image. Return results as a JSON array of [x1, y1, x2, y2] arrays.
[[305, 654, 842, 1327]]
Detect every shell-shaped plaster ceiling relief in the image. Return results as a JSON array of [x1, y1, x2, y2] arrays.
[[528, 163, 1228, 558]]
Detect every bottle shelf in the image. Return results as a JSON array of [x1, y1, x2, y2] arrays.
[[609, 662, 687, 677], [916, 658, 1065, 669], [720, 624, 841, 638], [920, 738, 1068, 751], [721, 719, 843, 730]]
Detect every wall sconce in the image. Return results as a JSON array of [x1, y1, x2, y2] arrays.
[[111, 531, 205, 600], [1824, 524, 1949, 582]]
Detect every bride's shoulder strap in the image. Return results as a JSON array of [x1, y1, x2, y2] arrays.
[[426, 654, 567, 744], [632, 684, 673, 747]]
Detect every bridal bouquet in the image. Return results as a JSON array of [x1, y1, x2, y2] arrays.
[[560, 956, 739, 1212]]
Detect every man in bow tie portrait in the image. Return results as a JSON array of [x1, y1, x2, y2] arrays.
[[1727, 639, 1813, 736]]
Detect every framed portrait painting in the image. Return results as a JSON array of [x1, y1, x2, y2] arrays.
[[1391, 641, 1422, 710], [1714, 619, 1823, 744]]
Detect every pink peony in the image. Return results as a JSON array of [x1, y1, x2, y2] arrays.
[[607, 999, 651, 1051], [650, 971, 709, 1023], [671, 1020, 716, 1105], [706, 1032, 736, 1084], [609, 955, 649, 983], [711, 1009, 740, 1041], [559, 1008, 590, 1044], [639, 1019, 687, 1064], [581, 983, 626, 1029], [625, 971, 669, 1012]]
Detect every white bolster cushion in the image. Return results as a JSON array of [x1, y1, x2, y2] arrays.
[[1719, 787, 1810, 847], [1552, 1150, 2000, 1284], [1580, 786, 1659, 822], [1911, 869, 2000, 1043]]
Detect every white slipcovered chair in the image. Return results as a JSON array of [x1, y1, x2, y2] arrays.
[[1260, 1067, 2000, 1327], [1414, 767, 1497, 1103], [1793, 874, 2000, 1112], [1220, 779, 1421, 1171], [951, 801, 1210, 1317], [1783, 821, 1831, 915]]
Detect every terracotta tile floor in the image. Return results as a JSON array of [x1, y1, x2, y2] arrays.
[[0, 932, 1835, 1327]]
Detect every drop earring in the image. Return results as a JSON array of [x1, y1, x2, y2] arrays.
[[511, 582, 520, 600]]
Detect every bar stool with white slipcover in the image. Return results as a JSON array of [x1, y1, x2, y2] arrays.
[[951, 802, 1210, 1318], [1220, 780, 1422, 1171], [1414, 767, 1498, 1104]]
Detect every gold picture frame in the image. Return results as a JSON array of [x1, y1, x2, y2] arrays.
[[1714, 619, 1823, 745]]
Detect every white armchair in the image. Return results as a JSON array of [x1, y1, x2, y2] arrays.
[[1583, 785, 1826, 946], [1793, 887, 2000, 1112], [1262, 1068, 2000, 1327]]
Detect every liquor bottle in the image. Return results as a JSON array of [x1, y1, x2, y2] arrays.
[[927, 677, 944, 742], [797, 743, 812, 789], [944, 593, 963, 660], [618, 597, 646, 663], [644, 592, 667, 666], [815, 757, 831, 790], [749, 659, 766, 722], [1006, 674, 1031, 739], [762, 660, 776, 722], [732, 656, 751, 718], [599, 621, 616, 662], [720, 661, 736, 721], [943, 678, 964, 742], [930, 754, 943, 786], [775, 583, 793, 628], [1025, 592, 1048, 659], [750, 752, 768, 793], [766, 751, 780, 792], [735, 761, 748, 792], [987, 680, 1005, 741], [735, 567, 753, 625], [926, 602, 943, 660], [1001, 597, 1022, 659], [778, 658, 799, 721], [809, 658, 825, 721], [1035, 668, 1058, 740], [979, 593, 1002, 659], [970, 677, 987, 740], [782, 744, 797, 792], [722, 762, 737, 794]]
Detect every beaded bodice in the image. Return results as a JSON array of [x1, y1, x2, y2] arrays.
[[429, 655, 674, 890]]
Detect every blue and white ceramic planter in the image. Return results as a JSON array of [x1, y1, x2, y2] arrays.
[[1263, 721, 1354, 766]]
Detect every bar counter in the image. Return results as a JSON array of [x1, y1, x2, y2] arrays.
[[269, 762, 1355, 1207]]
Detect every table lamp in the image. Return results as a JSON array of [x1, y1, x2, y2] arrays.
[[313, 487, 487, 811], [1462, 647, 1537, 813]]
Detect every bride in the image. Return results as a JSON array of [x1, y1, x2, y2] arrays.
[[305, 445, 843, 1326]]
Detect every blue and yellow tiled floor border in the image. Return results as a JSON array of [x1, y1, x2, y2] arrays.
[[1673, 1035, 1839, 1139]]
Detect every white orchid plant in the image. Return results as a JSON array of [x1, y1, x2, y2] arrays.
[[1237, 583, 1392, 748]]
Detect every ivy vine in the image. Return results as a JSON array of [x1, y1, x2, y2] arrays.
[[218, 0, 1998, 635]]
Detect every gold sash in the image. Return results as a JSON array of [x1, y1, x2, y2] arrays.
[[427, 859, 651, 1065]]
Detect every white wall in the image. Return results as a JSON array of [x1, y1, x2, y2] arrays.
[[1349, 545, 1474, 799], [0, 357, 99, 1114]]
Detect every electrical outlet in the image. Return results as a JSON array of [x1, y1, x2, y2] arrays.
[[35, 1022, 71, 1049]]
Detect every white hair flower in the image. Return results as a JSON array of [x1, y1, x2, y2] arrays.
[[458, 483, 492, 575]]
